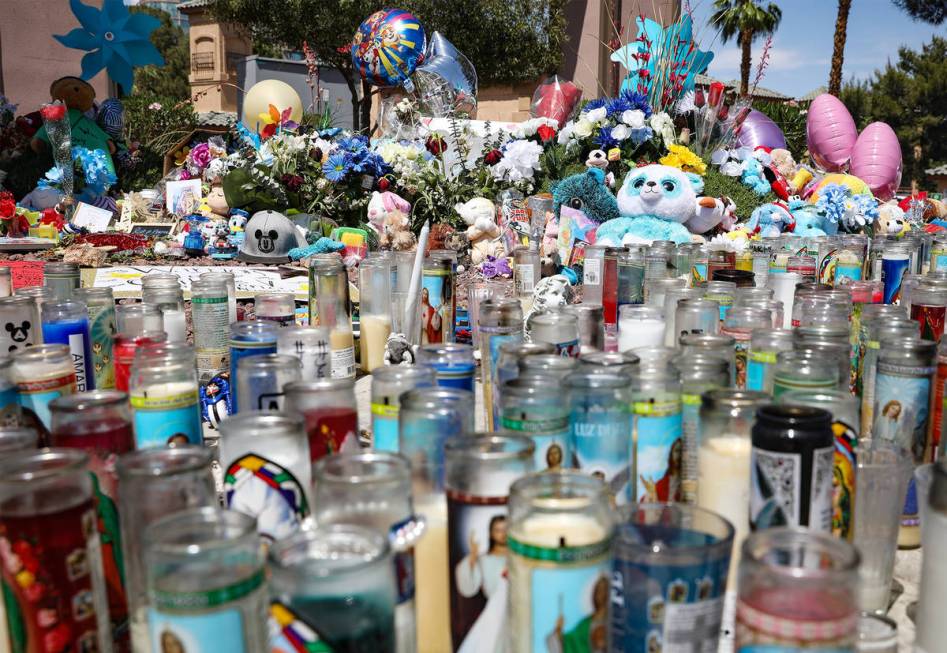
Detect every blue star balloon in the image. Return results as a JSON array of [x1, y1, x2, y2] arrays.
[[55, 0, 164, 92], [611, 15, 713, 95]]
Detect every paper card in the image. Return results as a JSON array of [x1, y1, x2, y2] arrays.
[[91, 265, 309, 300], [165, 179, 203, 217], [72, 202, 114, 232], [0, 261, 45, 289]]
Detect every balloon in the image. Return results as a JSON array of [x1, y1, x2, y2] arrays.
[[850, 122, 902, 201], [807, 173, 872, 202], [735, 109, 787, 150], [414, 32, 478, 118], [351, 9, 426, 88], [806, 93, 858, 172], [242, 80, 303, 133]]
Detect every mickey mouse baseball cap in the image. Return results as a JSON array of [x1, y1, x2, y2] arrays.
[[237, 210, 303, 264]]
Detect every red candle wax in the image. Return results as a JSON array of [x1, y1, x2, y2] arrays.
[[301, 407, 359, 461]]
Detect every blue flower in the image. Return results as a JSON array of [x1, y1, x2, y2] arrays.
[[318, 128, 342, 138], [607, 90, 652, 118], [323, 153, 351, 182], [630, 126, 654, 145], [336, 135, 370, 153], [594, 127, 618, 150], [581, 98, 608, 114]]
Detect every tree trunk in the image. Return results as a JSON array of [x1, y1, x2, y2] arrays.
[[740, 30, 753, 95], [360, 80, 373, 135], [336, 62, 361, 131], [829, 0, 853, 95]]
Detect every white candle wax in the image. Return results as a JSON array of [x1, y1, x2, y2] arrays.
[[916, 510, 947, 651], [618, 316, 665, 353], [161, 309, 187, 343], [697, 435, 750, 590], [414, 496, 450, 653], [360, 314, 391, 373]]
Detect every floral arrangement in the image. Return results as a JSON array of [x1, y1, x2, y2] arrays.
[[39, 147, 117, 198], [660, 144, 706, 175], [815, 183, 879, 232]]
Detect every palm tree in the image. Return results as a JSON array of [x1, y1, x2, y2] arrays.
[[711, 0, 783, 96], [828, 0, 853, 96]]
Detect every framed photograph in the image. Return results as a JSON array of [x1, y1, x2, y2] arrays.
[[129, 222, 178, 238], [165, 178, 203, 218]]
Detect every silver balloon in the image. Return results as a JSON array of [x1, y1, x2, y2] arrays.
[[413, 32, 478, 118]]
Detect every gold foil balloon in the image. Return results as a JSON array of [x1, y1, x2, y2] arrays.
[[241, 80, 303, 134]]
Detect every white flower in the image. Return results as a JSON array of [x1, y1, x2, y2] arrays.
[[621, 109, 646, 128], [585, 107, 607, 124], [610, 124, 631, 141], [148, 102, 162, 111], [557, 121, 575, 144], [573, 119, 594, 138], [650, 112, 676, 144], [493, 139, 544, 183]]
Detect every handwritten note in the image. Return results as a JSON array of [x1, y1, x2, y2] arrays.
[[0, 261, 45, 289], [91, 265, 308, 299]]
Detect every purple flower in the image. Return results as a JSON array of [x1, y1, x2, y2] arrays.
[[189, 142, 212, 169]]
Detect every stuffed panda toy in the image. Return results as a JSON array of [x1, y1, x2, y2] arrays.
[[597, 165, 724, 245]]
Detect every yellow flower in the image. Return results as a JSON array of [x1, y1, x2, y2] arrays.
[[659, 144, 706, 175], [15, 570, 34, 588], [173, 147, 190, 167]]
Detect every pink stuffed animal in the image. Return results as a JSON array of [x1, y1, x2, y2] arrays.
[[367, 191, 411, 237]]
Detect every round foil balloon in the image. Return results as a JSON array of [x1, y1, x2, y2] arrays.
[[351, 9, 426, 88], [850, 122, 902, 201], [806, 93, 857, 172], [735, 109, 787, 150], [414, 31, 478, 117]]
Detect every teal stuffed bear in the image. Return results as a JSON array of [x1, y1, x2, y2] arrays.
[[551, 168, 620, 223]]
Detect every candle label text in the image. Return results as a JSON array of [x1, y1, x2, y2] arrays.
[[571, 411, 633, 505]]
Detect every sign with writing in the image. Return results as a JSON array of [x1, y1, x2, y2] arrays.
[[91, 266, 308, 299]]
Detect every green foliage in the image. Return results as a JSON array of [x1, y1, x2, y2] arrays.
[[119, 95, 197, 192], [212, 0, 567, 130], [702, 166, 776, 220], [130, 7, 190, 100], [840, 36, 947, 188], [754, 100, 807, 157], [892, 0, 947, 24], [711, 0, 782, 92]]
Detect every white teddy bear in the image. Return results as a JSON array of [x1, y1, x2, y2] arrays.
[[455, 197, 505, 265]]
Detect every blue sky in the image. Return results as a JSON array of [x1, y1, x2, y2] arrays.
[[685, 0, 944, 97]]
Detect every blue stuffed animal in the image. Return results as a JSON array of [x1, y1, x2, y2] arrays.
[[747, 202, 793, 238], [741, 157, 772, 196], [551, 168, 621, 223], [597, 165, 708, 245], [789, 198, 835, 237]]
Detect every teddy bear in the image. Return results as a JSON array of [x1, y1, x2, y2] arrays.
[[367, 190, 411, 238], [789, 198, 833, 237], [379, 208, 416, 251], [747, 202, 795, 238], [769, 148, 796, 179], [876, 201, 909, 236], [455, 197, 504, 265], [596, 165, 721, 245], [550, 168, 620, 268], [31, 77, 115, 173]]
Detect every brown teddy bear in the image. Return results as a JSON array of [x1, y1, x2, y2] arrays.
[[31, 77, 116, 170], [379, 208, 417, 251]]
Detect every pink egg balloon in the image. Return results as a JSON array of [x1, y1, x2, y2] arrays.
[[806, 93, 857, 172], [850, 122, 902, 201]]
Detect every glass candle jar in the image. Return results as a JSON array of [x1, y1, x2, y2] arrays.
[[75, 287, 116, 390], [15, 285, 52, 330], [115, 303, 163, 336], [116, 446, 217, 652], [113, 329, 166, 394], [269, 524, 397, 653], [144, 508, 268, 651], [582, 245, 607, 306], [310, 257, 356, 379], [277, 325, 332, 380], [610, 503, 734, 652], [513, 246, 541, 304], [129, 346, 202, 447], [285, 378, 359, 460], [312, 452, 423, 653], [190, 277, 231, 417], [43, 261, 80, 299], [478, 298, 524, 432], [0, 295, 42, 353], [198, 270, 237, 324], [788, 254, 817, 282], [881, 241, 911, 304], [673, 354, 731, 504], [517, 353, 579, 381], [704, 279, 737, 322], [707, 249, 736, 282], [0, 449, 113, 652], [370, 365, 436, 452], [675, 298, 720, 341], [445, 435, 535, 650], [229, 320, 279, 413], [421, 257, 455, 345], [0, 356, 18, 426], [235, 353, 301, 413], [0, 266, 10, 298], [143, 287, 186, 343], [10, 343, 77, 432], [697, 389, 769, 585], [736, 528, 859, 650], [663, 287, 705, 348], [772, 351, 838, 398], [617, 304, 665, 353], [602, 247, 623, 326], [255, 292, 296, 327], [507, 471, 614, 653], [217, 411, 312, 541], [751, 405, 835, 531], [563, 304, 605, 353], [859, 316, 920, 435], [617, 249, 646, 308], [360, 257, 394, 372], [140, 272, 179, 299], [41, 300, 94, 391], [910, 282, 947, 341], [722, 307, 773, 390], [0, 426, 35, 452], [630, 360, 683, 503], [766, 271, 803, 329], [679, 333, 736, 383], [417, 343, 476, 392], [500, 377, 571, 472], [528, 311, 580, 357], [566, 371, 633, 504], [579, 351, 640, 376], [795, 337, 852, 393], [644, 277, 685, 309]]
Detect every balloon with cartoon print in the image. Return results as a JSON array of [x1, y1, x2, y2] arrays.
[[351, 9, 426, 88]]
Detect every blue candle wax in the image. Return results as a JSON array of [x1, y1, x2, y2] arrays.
[[42, 317, 95, 392]]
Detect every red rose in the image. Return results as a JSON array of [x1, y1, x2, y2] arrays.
[[377, 177, 391, 191], [536, 124, 556, 142], [426, 134, 447, 156], [0, 199, 15, 219], [40, 104, 67, 122], [484, 149, 502, 165], [43, 622, 70, 653], [708, 81, 725, 107]]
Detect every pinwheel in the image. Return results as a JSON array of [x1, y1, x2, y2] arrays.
[[54, 0, 164, 92]]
